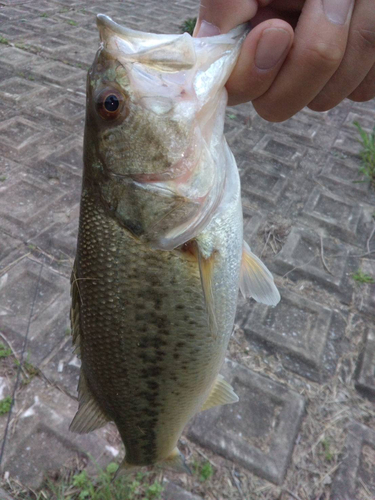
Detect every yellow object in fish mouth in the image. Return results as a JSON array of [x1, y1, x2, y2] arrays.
[[69, 13, 280, 477]]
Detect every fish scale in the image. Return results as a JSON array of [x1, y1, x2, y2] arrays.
[[75, 190, 226, 465]]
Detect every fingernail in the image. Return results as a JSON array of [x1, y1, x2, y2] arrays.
[[323, 0, 353, 25], [255, 28, 291, 70], [195, 20, 221, 37]]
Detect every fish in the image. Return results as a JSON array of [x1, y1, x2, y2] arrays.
[[69, 13, 280, 476]]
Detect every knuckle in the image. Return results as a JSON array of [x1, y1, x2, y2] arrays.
[[305, 42, 343, 67]]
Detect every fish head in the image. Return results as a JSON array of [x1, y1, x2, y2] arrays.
[[84, 15, 248, 248]]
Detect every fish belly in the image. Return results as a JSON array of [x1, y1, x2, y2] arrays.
[[75, 188, 240, 466]]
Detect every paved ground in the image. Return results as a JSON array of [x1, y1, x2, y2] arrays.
[[0, 1, 375, 499]]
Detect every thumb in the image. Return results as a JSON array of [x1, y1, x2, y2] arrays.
[[225, 19, 294, 105]]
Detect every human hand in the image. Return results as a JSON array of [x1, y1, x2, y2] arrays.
[[194, 0, 375, 121]]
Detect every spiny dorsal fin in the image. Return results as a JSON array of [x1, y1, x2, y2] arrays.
[[201, 374, 238, 412], [197, 246, 218, 337], [69, 372, 110, 434], [240, 241, 280, 306]]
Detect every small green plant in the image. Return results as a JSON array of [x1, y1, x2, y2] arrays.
[[354, 121, 375, 186], [38, 462, 163, 500], [145, 481, 163, 499], [227, 113, 236, 120], [0, 36, 9, 45], [0, 342, 12, 358], [0, 396, 12, 415], [321, 438, 334, 462], [192, 459, 214, 482], [353, 269, 375, 284], [179, 17, 197, 35], [0, 176, 6, 182], [40, 12, 48, 18], [67, 19, 78, 26], [199, 461, 214, 481]]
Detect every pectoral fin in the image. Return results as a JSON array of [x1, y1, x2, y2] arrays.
[[197, 247, 218, 337], [240, 241, 280, 306], [69, 372, 110, 434], [201, 374, 238, 412]]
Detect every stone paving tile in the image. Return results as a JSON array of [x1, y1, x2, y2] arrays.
[[187, 359, 305, 485], [270, 226, 356, 304], [355, 328, 375, 403], [241, 288, 347, 382], [40, 336, 80, 397], [318, 154, 375, 207], [0, 257, 70, 365], [162, 480, 203, 500], [331, 421, 375, 500], [355, 259, 375, 317], [0, 233, 23, 262], [0, 377, 119, 490], [300, 186, 364, 246], [0, 167, 77, 242]]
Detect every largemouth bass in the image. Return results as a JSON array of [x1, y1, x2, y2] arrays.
[[70, 14, 280, 475]]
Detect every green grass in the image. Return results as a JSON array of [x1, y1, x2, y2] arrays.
[[353, 269, 375, 284], [0, 342, 12, 358], [0, 176, 6, 181], [32, 465, 164, 500], [321, 438, 334, 462], [0, 36, 9, 45], [67, 20, 78, 26], [40, 13, 48, 18], [354, 121, 375, 186], [0, 396, 12, 415], [179, 17, 197, 35], [199, 461, 214, 481], [192, 459, 214, 482]]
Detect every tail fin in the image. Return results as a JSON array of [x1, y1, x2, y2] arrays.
[[113, 448, 191, 481]]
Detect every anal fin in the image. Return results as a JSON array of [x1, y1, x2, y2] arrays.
[[201, 374, 239, 412], [70, 372, 110, 434], [240, 241, 280, 306]]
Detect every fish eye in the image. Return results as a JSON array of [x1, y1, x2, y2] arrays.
[[104, 94, 119, 112], [96, 88, 127, 121]]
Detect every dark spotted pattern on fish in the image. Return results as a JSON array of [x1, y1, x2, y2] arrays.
[[75, 189, 224, 465]]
